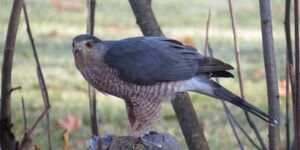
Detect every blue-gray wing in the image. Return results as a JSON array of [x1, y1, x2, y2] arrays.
[[104, 36, 233, 85]]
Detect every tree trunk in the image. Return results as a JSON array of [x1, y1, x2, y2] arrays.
[[0, 0, 25, 149]]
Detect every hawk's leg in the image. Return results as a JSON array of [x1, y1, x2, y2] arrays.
[[124, 100, 139, 135], [125, 100, 136, 127], [124, 97, 161, 137]]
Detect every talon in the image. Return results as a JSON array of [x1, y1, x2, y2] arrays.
[[130, 121, 140, 136]]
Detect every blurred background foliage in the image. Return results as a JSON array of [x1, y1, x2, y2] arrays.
[[0, 0, 288, 149]]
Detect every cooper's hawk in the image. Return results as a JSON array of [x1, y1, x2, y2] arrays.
[[72, 34, 276, 136]]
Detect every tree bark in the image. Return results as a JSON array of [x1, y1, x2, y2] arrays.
[[0, 0, 25, 149], [128, 0, 163, 36], [128, 0, 209, 149], [172, 93, 210, 150], [258, 0, 281, 149]]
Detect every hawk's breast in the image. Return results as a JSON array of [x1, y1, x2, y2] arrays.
[[79, 64, 182, 101]]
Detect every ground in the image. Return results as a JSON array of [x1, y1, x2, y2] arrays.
[[0, 0, 288, 149]]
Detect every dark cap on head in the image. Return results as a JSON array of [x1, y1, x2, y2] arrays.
[[73, 34, 102, 43]]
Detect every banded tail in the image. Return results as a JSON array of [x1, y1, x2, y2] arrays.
[[183, 76, 278, 125], [211, 81, 277, 125]]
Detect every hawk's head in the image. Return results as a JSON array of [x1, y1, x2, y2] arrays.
[[72, 34, 106, 69], [72, 34, 102, 55]]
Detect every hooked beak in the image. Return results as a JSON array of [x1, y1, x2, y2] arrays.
[[73, 47, 79, 54], [72, 42, 80, 54]]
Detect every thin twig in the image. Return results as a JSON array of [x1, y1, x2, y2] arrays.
[[86, 0, 99, 137], [227, 0, 267, 149], [27, 107, 50, 136], [208, 44, 262, 150], [258, 0, 281, 149], [204, 14, 243, 148], [286, 54, 291, 150], [284, 0, 293, 149], [87, 0, 96, 35], [222, 102, 244, 149], [284, 0, 297, 135], [207, 44, 244, 150], [21, 3, 52, 149], [21, 97, 28, 131], [226, 104, 262, 150], [10, 86, 22, 93], [20, 97, 30, 150], [284, 0, 296, 149], [204, 9, 211, 56], [294, 0, 300, 148], [0, 0, 25, 148], [88, 85, 99, 136]]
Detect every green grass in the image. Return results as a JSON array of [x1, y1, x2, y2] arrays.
[[0, 0, 289, 149]]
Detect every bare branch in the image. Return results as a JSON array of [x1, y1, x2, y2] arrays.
[[128, 0, 164, 36], [88, 85, 99, 136], [0, 0, 25, 148], [204, 9, 211, 56], [19, 106, 50, 149], [86, 0, 100, 138], [285, 52, 291, 150], [284, 0, 293, 149], [284, 0, 297, 131], [207, 45, 244, 149], [172, 93, 210, 150], [20, 131, 32, 150], [20, 97, 29, 150], [225, 104, 262, 150], [128, 0, 209, 149], [205, 13, 244, 147], [208, 44, 262, 150], [20, 3, 52, 149], [258, 0, 281, 149], [227, 0, 267, 149], [10, 86, 22, 93], [294, 0, 300, 148], [87, 0, 96, 35], [21, 97, 28, 131]]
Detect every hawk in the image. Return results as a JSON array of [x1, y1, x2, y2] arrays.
[[72, 34, 276, 136]]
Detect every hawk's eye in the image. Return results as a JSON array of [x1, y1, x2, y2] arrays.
[[85, 41, 93, 48]]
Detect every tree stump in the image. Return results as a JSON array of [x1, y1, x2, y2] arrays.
[[87, 132, 181, 150]]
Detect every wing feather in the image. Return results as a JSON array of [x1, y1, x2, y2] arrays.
[[104, 36, 233, 85]]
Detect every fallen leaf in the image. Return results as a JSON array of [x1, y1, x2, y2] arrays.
[[57, 115, 82, 131], [181, 37, 195, 46], [279, 80, 291, 97], [29, 100, 42, 112], [250, 69, 265, 81], [171, 36, 195, 46], [34, 145, 41, 150], [50, 0, 85, 11], [62, 129, 69, 150]]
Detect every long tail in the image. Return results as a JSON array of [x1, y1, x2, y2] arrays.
[[193, 78, 277, 125]]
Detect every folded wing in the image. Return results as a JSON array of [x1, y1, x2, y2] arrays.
[[104, 36, 233, 85]]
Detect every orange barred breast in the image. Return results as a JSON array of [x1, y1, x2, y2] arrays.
[[80, 65, 180, 101]]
